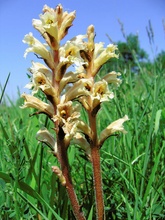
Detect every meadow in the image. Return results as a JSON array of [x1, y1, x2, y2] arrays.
[[0, 53, 165, 220]]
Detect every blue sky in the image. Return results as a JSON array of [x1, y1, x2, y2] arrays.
[[0, 0, 164, 99]]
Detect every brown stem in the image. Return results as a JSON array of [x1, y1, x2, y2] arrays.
[[88, 113, 105, 220], [57, 134, 86, 220]]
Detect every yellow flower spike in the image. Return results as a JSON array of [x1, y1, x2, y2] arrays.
[[36, 128, 57, 153], [52, 166, 66, 186], [21, 93, 54, 117], [99, 115, 129, 147], [33, 4, 76, 49]]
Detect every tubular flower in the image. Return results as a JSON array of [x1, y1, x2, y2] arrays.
[[102, 71, 121, 87], [32, 4, 76, 49], [93, 43, 118, 75], [54, 35, 88, 81], [25, 61, 53, 94], [71, 133, 91, 159], [63, 120, 93, 145], [26, 70, 57, 102], [52, 101, 92, 142], [36, 128, 57, 153], [59, 36, 87, 67], [79, 80, 114, 111], [23, 33, 52, 60], [21, 93, 54, 117], [53, 101, 80, 127], [59, 71, 80, 94], [29, 61, 52, 80], [92, 80, 114, 108], [61, 78, 93, 103], [52, 101, 82, 142], [99, 115, 129, 146]]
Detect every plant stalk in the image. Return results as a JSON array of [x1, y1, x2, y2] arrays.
[[89, 112, 105, 220], [57, 136, 86, 220]]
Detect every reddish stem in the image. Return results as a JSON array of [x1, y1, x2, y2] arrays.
[[88, 112, 105, 220], [57, 136, 86, 220]]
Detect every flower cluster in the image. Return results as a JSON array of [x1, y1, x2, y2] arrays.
[[21, 4, 129, 219], [21, 4, 128, 156], [22, 4, 128, 219]]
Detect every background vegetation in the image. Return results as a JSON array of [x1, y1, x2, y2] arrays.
[[0, 32, 165, 219]]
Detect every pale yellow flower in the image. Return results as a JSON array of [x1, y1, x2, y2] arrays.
[[92, 80, 114, 104], [63, 120, 93, 145], [52, 101, 92, 142], [71, 133, 91, 159], [29, 61, 52, 80], [61, 78, 92, 103], [25, 61, 53, 94], [23, 32, 51, 60], [78, 80, 114, 111], [59, 71, 80, 94], [21, 93, 54, 117], [91, 80, 114, 109], [26, 70, 57, 102], [102, 71, 121, 87], [59, 36, 87, 66], [53, 101, 80, 141], [53, 101, 80, 126], [32, 18, 58, 49], [33, 4, 76, 49], [58, 10, 76, 40], [99, 115, 129, 146], [93, 43, 118, 75], [36, 128, 57, 153]]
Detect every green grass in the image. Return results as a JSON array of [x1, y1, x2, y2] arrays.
[[0, 59, 165, 219]]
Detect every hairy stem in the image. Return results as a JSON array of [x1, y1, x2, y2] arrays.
[[89, 113, 105, 220], [57, 135, 86, 220]]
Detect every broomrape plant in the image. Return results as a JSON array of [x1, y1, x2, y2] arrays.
[[21, 4, 128, 220]]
